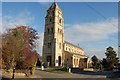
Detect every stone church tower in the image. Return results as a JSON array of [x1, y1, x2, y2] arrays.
[[42, 2, 64, 67]]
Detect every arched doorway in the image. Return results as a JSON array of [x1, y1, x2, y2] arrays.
[[58, 56, 61, 66], [47, 56, 52, 66]]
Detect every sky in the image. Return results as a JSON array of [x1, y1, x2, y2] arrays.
[[2, 0, 120, 2], [2, 2, 119, 59]]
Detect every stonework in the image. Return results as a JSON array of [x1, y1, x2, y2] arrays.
[[42, 2, 92, 68]]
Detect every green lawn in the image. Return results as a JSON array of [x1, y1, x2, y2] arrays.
[[44, 68, 69, 73]]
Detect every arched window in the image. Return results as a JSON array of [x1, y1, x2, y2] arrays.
[[49, 18, 52, 22], [47, 28, 50, 34], [51, 28, 54, 33], [58, 28, 59, 33], [52, 11, 54, 16], [59, 19, 62, 23], [58, 56, 61, 66], [74, 59, 75, 65], [48, 42, 51, 48], [66, 47, 67, 50]]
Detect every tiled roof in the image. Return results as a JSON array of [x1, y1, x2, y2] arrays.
[[64, 51, 88, 57], [64, 41, 83, 50]]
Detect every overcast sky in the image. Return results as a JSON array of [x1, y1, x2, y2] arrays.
[[2, 2, 118, 59]]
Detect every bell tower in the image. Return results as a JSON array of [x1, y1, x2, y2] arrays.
[[42, 2, 64, 67]]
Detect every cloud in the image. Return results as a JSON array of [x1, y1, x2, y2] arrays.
[[2, 11, 34, 33], [64, 18, 118, 59], [65, 18, 118, 43], [39, 2, 50, 5], [2, 0, 119, 2], [0, 15, 2, 33], [85, 46, 118, 59], [36, 32, 44, 55], [0, 2, 2, 33], [2, 10, 44, 56], [85, 47, 106, 59]]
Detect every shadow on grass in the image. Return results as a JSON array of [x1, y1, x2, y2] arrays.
[[1, 77, 11, 80], [45, 67, 69, 73], [71, 68, 120, 78]]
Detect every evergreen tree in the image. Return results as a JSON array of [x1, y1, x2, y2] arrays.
[[92, 55, 101, 69], [102, 46, 119, 70]]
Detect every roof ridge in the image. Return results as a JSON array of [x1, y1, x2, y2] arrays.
[[64, 41, 83, 50]]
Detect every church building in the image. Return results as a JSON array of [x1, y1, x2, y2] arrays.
[[42, 2, 92, 68]]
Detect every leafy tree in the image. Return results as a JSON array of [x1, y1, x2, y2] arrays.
[[16, 51, 39, 75], [102, 46, 119, 70], [2, 26, 39, 70], [92, 55, 101, 69], [0, 33, 2, 69]]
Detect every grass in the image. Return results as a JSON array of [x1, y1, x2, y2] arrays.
[[44, 68, 69, 73]]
